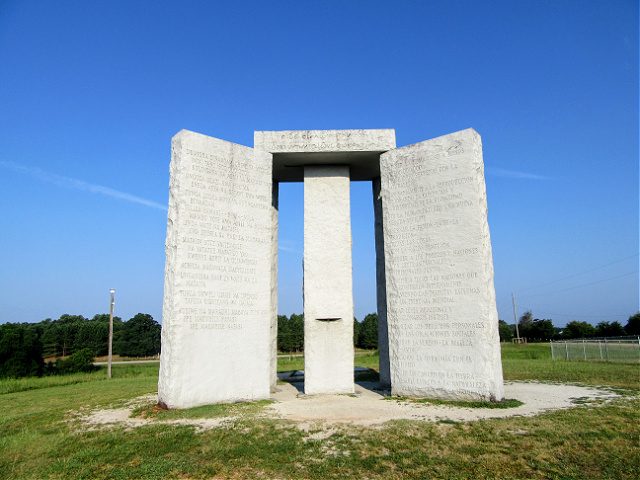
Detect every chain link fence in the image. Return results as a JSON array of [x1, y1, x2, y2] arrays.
[[550, 337, 640, 363]]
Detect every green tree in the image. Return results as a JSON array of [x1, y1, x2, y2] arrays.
[[358, 313, 378, 349], [116, 313, 161, 357], [517, 311, 534, 338], [40, 319, 60, 358], [277, 314, 291, 352], [498, 320, 513, 342], [353, 318, 361, 346], [55, 347, 95, 374], [595, 321, 626, 337], [528, 319, 555, 341], [563, 321, 596, 339], [624, 312, 640, 335], [56, 314, 87, 356], [0, 323, 44, 378], [289, 314, 304, 351], [277, 314, 304, 352]]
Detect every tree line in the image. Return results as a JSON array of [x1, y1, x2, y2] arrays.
[[499, 311, 640, 342], [0, 313, 161, 378], [3, 309, 637, 378]]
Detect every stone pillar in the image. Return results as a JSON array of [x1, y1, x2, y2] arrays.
[[270, 182, 279, 391], [372, 177, 391, 388], [380, 128, 504, 401], [158, 130, 273, 408], [303, 165, 355, 394]]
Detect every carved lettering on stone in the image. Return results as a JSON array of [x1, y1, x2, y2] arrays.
[[380, 128, 504, 401]]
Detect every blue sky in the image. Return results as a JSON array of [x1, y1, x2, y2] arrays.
[[0, 0, 637, 326]]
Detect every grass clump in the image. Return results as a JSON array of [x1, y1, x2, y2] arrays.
[[392, 396, 524, 409]]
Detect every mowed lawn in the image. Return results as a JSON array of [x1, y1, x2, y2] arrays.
[[0, 345, 638, 479]]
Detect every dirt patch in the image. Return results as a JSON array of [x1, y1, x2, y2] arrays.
[[73, 382, 618, 433], [268, 381, 618, 427], [74, 395, 236, 432]]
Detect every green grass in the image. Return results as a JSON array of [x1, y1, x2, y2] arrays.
[[394, 396, 525, 409], [0, 364, 158, 395], [0, 344, 638, 479], [501, 343, 640, 391]]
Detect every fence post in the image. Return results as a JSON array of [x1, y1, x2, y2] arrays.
[[550, 340, 555, 360], [604, 338, 609, 361], [565, 341, 569, 360], [598, 340, 603, 361], [583, 339, 587, 360]]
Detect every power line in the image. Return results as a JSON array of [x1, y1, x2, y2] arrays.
[[517, 254, 639, 294], [520, 271, 638, 298]]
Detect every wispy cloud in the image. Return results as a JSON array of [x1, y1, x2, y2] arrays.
[[278, 239, 299, 253], [0, 160, 167, 211], [487, 167, 551, 181]]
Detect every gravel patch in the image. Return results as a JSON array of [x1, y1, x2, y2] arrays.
[[74, 381, 618, 433], [268, 381, 618, 427]]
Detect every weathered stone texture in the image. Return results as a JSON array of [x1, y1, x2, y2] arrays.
[[270, 182, 279, 391], [255, 129, 396, 153], [372, 177, 391, 388], [303, 165, 355, 394], [158, 130, 273, 408], [380, 128, 504, 400]]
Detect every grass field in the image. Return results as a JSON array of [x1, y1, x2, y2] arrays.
[[0, 345, 638, 479]]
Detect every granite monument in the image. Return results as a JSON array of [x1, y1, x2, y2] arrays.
[[158, 128, 504, 408]]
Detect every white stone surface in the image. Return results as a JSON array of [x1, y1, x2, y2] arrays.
[[270, 183, 279, 391], [380, 128, 504, 401], [158, 130, 273, 408], [372, 178, 391, 387], [303, 166, 355, 394], [255, 129, 395, 153]]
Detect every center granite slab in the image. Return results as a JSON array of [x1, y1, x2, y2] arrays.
[[303, 165, 355, 394]]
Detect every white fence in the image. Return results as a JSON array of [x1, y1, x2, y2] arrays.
[[550, 337, 640, 363]]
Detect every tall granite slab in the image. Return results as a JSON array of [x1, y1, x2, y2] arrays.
[[270, 182, 279, 391], [372, 178, 391, 388], [303, 165, 355, 394], [158, 130, 273, 408], [380, 128, 504, 400]]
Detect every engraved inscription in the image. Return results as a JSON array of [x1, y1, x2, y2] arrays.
[[255, 129, 396, 153], [172, 141, 271, 332], [381, 129, 503, 399]]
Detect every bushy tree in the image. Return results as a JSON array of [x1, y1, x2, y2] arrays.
[[277, 315, 292, 352], [517, 311, 534, 338], [353, 318, 361, 346], [528, 319, 555, 341], [54, 348, 95, 374], [358, 313, 378, 349], [498, 320, 514, 342], [595, 321, 626, 337], [0, 323, 44, 378], [625, 312, 640, 335], [289, 314, 304, 351], [277, 314, 304, 352], [563, 321, 596, 339], [116, 313, 161, 357]]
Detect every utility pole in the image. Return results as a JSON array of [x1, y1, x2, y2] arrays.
[[512, 292, 521, 343], [108, 288, 115, 379]]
